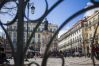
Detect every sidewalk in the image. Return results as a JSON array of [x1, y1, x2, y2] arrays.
[[6, 57, 99, 66], [65, 57, 99, 66]]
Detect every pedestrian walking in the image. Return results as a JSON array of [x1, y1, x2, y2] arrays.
[[0, 47, 9, 65], [34, 53, 37, 60]]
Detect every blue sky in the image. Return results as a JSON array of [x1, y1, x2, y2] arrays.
[[26, 0, 91, 37], [46, 0, 90, 37], [0, 0, 94, 37]]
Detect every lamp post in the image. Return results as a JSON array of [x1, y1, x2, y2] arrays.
[[25, 2, 35, 61], [27, 2, 35, 40]]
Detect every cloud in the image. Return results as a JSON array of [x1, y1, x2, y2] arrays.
[[0, 27, 3, 32], [0, 28, 3, 36], [84, 2, 99, 17], [86, 2, 93, 6], [58, 26, 70, 38], [58, 30, 66, 38]]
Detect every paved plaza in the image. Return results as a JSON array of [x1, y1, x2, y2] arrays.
[[64, 57, 99, 66], [8, 57, 99, 66]]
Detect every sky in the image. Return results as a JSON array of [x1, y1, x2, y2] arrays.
[[47, 0, 90, 37], [0, 0, 97, 37]]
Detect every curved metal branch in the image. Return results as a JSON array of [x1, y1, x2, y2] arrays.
[[91, 0, 99, 5], [25, 0, 30, 4], [28, 61, 40, 66], [0, 0, 18, 25], [0, 0, 7, 9], [45, 0, 48, 11], [24, 0, 48, 21], [0, 0, 17, 10], [0, 21, 16, 62], [3, 5, 17, 9], [42, 4, 99, 66]]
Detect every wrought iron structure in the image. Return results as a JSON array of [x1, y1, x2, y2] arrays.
[[0, 0, 99, 66]]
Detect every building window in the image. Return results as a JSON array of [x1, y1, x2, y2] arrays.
[[54, 29, 56, 32], [89, 34, 92, 38], [28, 27, 30, 31], [38, 28, 40, 31], [13, 39, 16, 48], [38, 39, 40, 44], [9, 26, 12, 30], [38, 34, 40, 38], [32, 27, 34, 31], [33, 34, 35, 38], [24, 32, 26, 40], [24, 38, 25, 43], [14, 26, 17, 30], [24, 26, 26, 31], [28, 33, 31, 37], [89, 27, 91, 30], [13, 32, 16, 37], [40, 28, 42, 31], [9, 32, 12, 37], [32, 39, 35, 44], [84, 23, 88, 27], [89, 21, 91, 25], [50, 29, 52, 32], [97, 33, 99, 40]]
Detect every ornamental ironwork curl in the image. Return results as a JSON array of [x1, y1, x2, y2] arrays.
[[0, 0, 99, 66]]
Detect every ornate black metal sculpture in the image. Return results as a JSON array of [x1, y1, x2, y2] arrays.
[[0, 0, 99, 66]]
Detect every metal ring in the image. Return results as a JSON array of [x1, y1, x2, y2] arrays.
[[91, 0, 99, 5], [28, 61, 40, 66], [0, 0, 18, 25]]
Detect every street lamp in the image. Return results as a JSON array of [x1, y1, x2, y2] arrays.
[[25, 2, 35, 61], [27, 2, 35, 40], [31, 3, 35, 14]]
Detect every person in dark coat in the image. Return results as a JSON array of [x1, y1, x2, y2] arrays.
[[0, 47, 9, 64]]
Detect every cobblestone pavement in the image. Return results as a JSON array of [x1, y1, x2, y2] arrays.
[[8, 57, 99, 66]]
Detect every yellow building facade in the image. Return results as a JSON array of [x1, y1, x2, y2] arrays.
[[58, 11, 99, 57], [83, 11, 99, 56]]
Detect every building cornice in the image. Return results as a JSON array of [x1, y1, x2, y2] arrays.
[[59, 20, 84, 42]]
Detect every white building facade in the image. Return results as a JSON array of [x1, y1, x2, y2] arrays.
[[58, 20, 84, 56], [7, 21, 58, 55]]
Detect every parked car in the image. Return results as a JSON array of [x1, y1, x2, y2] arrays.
[[73, 52, 79, 57]]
